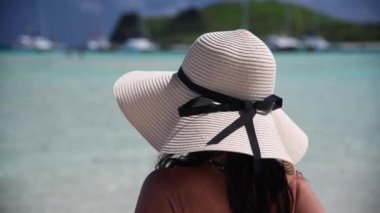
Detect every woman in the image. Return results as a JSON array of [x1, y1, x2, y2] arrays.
[[114, 30, 324, 212]]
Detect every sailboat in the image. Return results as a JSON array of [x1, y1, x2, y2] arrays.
[[15, 0, 54, 51], [301, 2, 329, 51], [266, 34, 300, 51], [302, 34, 329, 51], [265, 0, 300, 51], [110, 11, 157, 52]]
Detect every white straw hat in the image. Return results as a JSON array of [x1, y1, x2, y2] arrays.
[[113, 29, 308, 168]]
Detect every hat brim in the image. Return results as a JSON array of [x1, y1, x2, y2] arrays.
[[114, 71, 308, 164]]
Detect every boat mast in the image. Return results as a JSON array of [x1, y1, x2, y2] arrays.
[[35, 0, 48, 36], [240, 0, 250, 29], [313, 0, 320, 34], [139, 0, 151, 38], [96, 0, 106, 37], [284, 0, 293, 35]]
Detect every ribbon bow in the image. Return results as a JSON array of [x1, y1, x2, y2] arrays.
[[177, 68, 283, 171]]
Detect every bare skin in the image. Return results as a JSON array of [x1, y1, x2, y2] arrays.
[[135, 155, 324, 213]]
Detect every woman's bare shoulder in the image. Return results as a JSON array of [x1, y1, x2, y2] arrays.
[[287, 172, 325, 213], [135, 168, 182, 213], [141, 167, 197, 191], [141, 168, 177, 190], [145, 167, 192, 182]]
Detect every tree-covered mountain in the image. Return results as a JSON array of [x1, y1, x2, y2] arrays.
[[144, 1, 380, 45], [1, 0, 379, 46]]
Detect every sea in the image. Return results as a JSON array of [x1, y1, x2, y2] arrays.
[[0, 50, 379, 213]]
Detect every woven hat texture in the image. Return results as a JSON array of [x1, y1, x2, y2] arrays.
[[113, 29, 308, 165]]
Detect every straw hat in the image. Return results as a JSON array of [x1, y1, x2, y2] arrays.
[[113, 29, 308, 169]]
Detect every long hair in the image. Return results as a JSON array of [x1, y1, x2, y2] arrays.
[[156, 152, 293, 213]]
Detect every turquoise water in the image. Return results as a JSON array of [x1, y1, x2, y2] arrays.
[[0, 51, 379, 213]]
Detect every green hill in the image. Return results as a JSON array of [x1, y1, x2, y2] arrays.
[[146, 1, 380, 45]]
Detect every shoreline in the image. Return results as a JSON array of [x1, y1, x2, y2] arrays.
[[1, 41, 380, 53], [331, 41, 380, 51]]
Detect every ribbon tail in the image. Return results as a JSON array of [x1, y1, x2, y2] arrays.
[[243, 110, 261, 173], [207, 115, 246, 145]]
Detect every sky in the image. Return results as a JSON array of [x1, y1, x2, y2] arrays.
[[0, 0, 379, 46]]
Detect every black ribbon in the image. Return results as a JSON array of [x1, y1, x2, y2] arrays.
[[177, 67, 282, 171]]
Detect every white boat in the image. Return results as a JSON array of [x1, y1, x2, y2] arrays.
[[34, 36, 54, 51], [266, 35, 301, 51], [86, 37, 110, 51], [122, 37, 157, 52], [15, 35, 54, 51], [302, 35, 329, 51]]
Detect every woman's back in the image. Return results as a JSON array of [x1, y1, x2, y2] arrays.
[[135, 164, 230, 213], [135, 165, 323, 213]]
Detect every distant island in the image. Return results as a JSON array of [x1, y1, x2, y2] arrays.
[[111, 1, 380, 47]]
